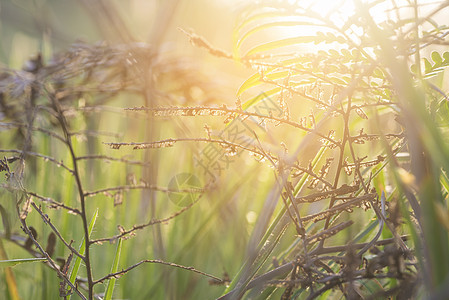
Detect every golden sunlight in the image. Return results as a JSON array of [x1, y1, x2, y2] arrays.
[[230, 0, 444, 58]]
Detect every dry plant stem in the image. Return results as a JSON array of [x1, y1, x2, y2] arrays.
[[260, 77, 338, 111], [315, 235, 409, 254], [401, 1, 449, 38], [91, 192, 205, 244], [0, 149, 74, 174], [5, 233, 92, 290], [301, 193, 376, 223], [279, 188, 302, 236], [93, 259, 222, 285], [317, 94, 353, 249], [295, 184, 359, 203], [3, 234, 41, 257], [106, 138, 333, 188], [306, 270, 414, 300], [8, 67, 86, 297], [49, 92, 95, 300], [347, 131, 409, 253], [221, 235, 409, 298], [305, 220, 354, 245], [250, 60, 345, 89], [30, 202, 84, 260], [128, 106, 340, 147], [0, 121, 67, 144], [284, 174, 305, 235], [70, 129, 122, 139], [76, 155, 149, 166], [19, 216, 86, 300], [346, 126, 386, 256], [28, 192, 81, 214], [83, 184, 205, 197], [316, 62, 376, 247], [222, 69, 374, 298], [254, 133, 305, 239]]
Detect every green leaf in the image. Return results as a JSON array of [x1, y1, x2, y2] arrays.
[[0, 258, 47, 267], [443, 52, 449, 63], [244, 36, 320, 58], [237, 71, 289, 97], [236, 21, 324, 53], [436, 100, 449, 127], [67, 209, 98, 300], [233, 10, 294, 60], [0, 205, 11, 238], [432, 51, 443, 66], [104, 238, 123, 300], [373, 68, 385, 79], [341, 48, 351, 61], [234, 11, 293, 37], [424, 58, 433, 73], [236, 56, 309, 96]]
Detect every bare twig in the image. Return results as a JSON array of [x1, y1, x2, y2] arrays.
[[76, 155, 150, 166], [93, 258, 222, 285], [30, 202, 84, 260], [19, 217, 86, 300], [126, 106, 340, 147], [48, 90, 95, 299], [0, 149, 74, 174], [91, 191, 205, 244], [27, 192, 80, 214], [84, 184, 205, 197]]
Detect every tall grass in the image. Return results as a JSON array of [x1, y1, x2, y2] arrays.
[[1, 0, 449, 299]]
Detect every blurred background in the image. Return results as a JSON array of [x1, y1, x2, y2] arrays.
[[0, 0, 250, 87]]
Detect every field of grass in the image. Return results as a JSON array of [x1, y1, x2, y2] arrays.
[[1, 0, 449, 299]]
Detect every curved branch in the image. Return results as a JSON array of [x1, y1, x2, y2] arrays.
[[93, 258, 223, 285]]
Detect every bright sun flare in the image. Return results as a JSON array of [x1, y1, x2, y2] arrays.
[[228, 0, 443, 56]]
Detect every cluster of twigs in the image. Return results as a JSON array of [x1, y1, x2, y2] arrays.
[[158, 0, 448, 298], [0, 41, 225, 299]]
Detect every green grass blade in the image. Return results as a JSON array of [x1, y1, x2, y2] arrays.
[[67, 209, 98, 300], [237, 71, 287, 98], [104, 238, 123, 300], [236, 21, 327, 54], [233, 10, 296, 60], [244, 36, 318, 57], [0, 258, 47, 267], [222, 143, 328, 296]]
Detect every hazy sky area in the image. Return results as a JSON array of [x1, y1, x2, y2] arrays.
[[0, 0, 446, 90], [1, 0, 446, 63]]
